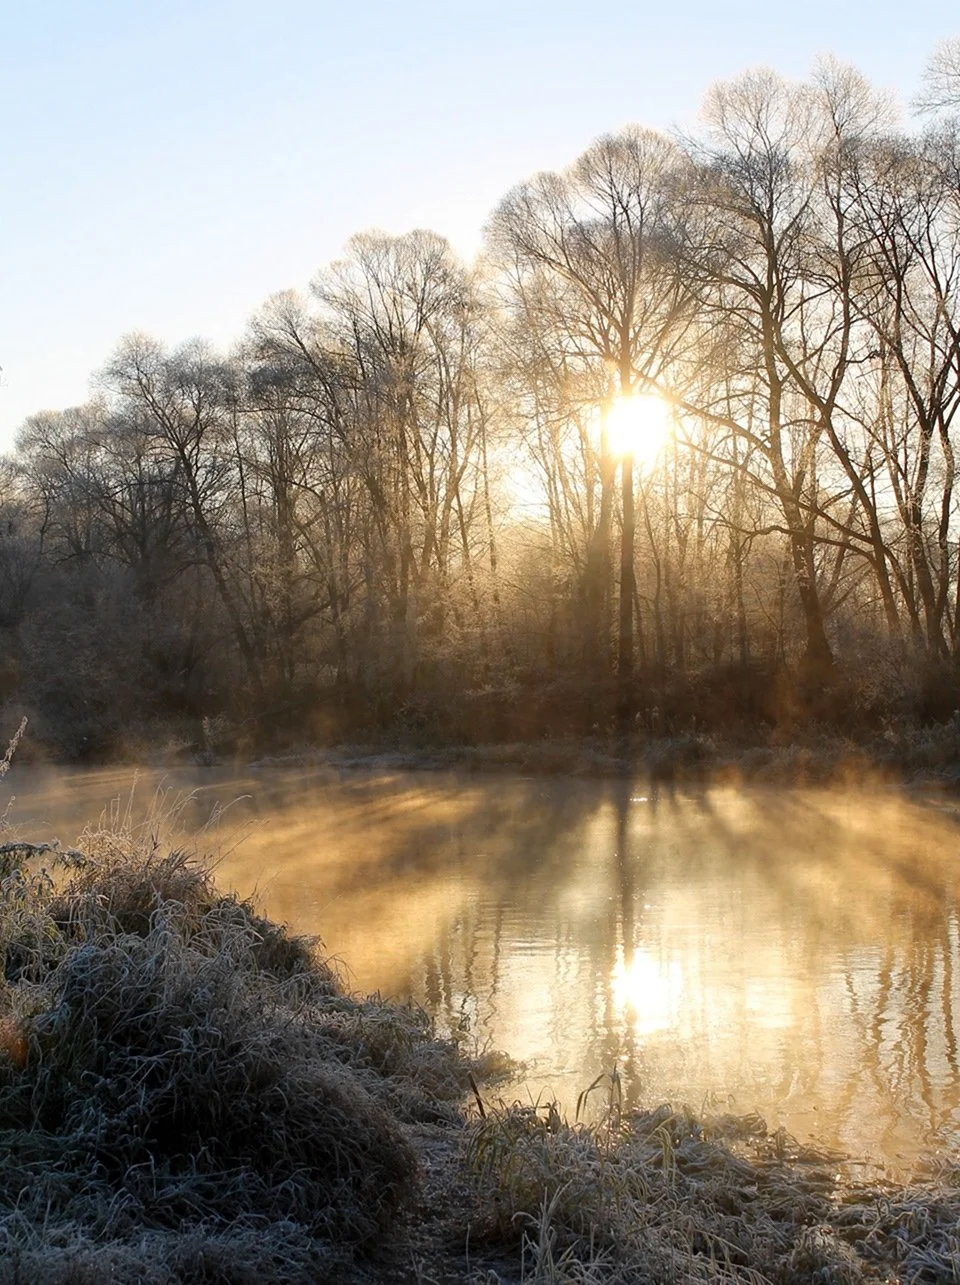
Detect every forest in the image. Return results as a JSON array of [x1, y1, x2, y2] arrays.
[[5, 55, 960, 760]]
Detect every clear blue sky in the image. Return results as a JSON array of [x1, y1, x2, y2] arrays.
[[0, 0, 953, 447]]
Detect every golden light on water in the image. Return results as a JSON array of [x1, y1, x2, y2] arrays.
[[12, 768, 960, 1167], [611, 947, 683, 1036], [605, 392, 672, 465]]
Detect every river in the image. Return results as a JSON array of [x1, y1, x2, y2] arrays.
[[6, 762, 960, 1171]]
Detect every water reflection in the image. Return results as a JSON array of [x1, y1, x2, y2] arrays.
[[7, 764, 960, 1168]]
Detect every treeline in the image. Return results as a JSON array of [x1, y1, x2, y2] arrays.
[[3, 52, 960, 757]]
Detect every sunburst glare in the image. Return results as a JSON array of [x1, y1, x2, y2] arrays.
[[605, 392, 672, 466]]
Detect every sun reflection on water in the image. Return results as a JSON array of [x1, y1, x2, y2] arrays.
[[611, 946, 684, 1036]]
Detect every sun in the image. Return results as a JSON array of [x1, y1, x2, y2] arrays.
[[605, 392, 672, 466]]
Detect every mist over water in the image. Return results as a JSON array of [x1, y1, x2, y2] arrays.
[[9, 765, 960, 1170]]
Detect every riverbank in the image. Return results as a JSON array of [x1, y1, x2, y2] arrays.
[[9, 699, 960, 794], [0, 839, 957, 1282], [248, 722, 960, 795]]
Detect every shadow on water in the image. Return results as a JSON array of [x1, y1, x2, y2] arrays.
[[6, 762, 960, 1169]]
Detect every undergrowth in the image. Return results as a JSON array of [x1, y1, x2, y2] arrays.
[[459, 1099, 960, 1283], [0, 833, 479, 1283]]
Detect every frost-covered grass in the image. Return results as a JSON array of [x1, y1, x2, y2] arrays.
[[459, 1100, 960, 1284], [0, 837, 479, 1282]]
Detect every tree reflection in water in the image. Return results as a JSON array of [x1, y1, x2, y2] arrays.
[[10, 764, 960, 1170]]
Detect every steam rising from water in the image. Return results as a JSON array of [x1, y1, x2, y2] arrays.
[[9, 764, 960, 1170]]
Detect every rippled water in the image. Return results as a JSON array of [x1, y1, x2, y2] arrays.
[[9, 763, 960, 1169]]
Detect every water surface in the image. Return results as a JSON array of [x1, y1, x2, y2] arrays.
[[8, 764, 960, 1169]]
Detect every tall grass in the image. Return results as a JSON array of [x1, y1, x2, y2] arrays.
[[460, 1100, 960, 1283], [0, 832, 479, 1282]]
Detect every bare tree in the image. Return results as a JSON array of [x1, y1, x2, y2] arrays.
[[487, 127, 695, 712], [915, 37, 960, 114], [101, 336, 266, 701], [312, 231, 486, 695]]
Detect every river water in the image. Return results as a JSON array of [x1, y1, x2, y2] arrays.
[[7, 763, 960, 1170]]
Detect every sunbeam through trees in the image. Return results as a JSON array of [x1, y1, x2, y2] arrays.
[[5, 53, 960, 757]]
